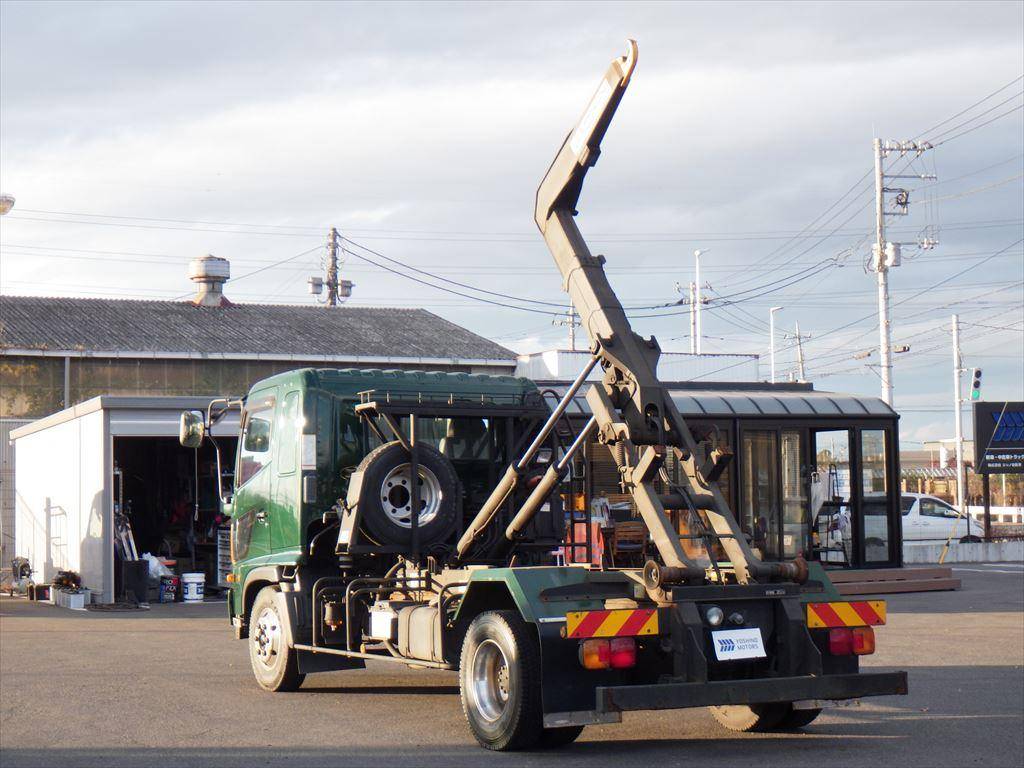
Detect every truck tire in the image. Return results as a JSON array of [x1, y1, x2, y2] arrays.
[[249, 586, 304, 692], [539, 725, 584, 748], [776, 704, 822, 729], [709, 703, 789, 732], [460, 610, 544, 751], [356, 441, 460, 547]]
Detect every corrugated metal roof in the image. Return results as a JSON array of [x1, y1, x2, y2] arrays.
[[547, 385, 895, 419], [0, 295, 515, 363], [669, 389, 895, 418]]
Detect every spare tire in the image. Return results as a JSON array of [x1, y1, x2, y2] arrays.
[[356, 440, 461, 547]]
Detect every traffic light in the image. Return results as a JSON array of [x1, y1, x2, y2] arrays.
[[970, 368, 983, 401]]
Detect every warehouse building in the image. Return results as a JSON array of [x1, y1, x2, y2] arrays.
[[0, 256, 517, 576]]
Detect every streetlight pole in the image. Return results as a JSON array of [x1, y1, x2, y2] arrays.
[[688, 281, 697, 354], [694, 249, 705, 354], [769, 306, 783, 383]]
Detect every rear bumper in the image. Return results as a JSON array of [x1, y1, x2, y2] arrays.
[[597, 671, 908, 713]]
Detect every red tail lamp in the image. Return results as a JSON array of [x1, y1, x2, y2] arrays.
[[829, 627, 875, 656], [579, 638, 638, 670]]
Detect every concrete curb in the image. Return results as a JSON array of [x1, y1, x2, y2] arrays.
[[903, 540, 1024, 564]]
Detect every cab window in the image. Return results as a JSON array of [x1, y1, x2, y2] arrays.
[[920, 499, 956, 518], [237, 394, 276, 486]]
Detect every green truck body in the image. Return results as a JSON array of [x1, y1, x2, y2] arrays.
[[223, 367, 542, 623]]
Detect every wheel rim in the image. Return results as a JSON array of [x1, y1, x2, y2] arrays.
[[470, 639, 511, 723], [252, 605, 281, 669], [379, 463, 443, 528]]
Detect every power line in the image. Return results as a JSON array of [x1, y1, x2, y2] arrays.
[[914, 74, 1023, 139], [342, 237, 566, 308], [338, 244, 559, 317], [925, 90, 1024, 143], [932, 104, 1024, 147]]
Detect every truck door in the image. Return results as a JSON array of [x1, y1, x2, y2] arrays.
[[231, 390, 277, 562], [271, 390, 301, 553]]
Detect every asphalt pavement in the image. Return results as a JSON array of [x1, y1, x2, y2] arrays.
[[1, 564, 1022, 768]]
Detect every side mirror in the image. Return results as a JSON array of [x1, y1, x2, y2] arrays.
[[179, 410, 206, 448]]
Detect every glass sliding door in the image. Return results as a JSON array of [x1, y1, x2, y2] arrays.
[[741, 431, 780, 560], [812, 430, 853, 566], [781, 430, 808, 559], [860, 428, 893, 563]]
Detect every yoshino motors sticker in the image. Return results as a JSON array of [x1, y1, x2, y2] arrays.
[[711, 628, 767, 660]]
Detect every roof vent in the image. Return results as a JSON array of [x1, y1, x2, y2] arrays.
[[188, 255, 231, 307]]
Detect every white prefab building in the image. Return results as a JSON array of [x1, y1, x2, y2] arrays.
[[12, 396, 240, 602]]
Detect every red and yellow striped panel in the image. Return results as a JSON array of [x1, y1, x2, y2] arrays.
[[806, 600, 886, 629], [565, 609, 659, 639]]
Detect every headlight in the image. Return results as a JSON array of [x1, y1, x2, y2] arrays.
[[705, 605, 724, 626]]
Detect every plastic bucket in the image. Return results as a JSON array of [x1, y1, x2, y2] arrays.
[[181, 572, 205, 603], [158, 575, 180, 603]]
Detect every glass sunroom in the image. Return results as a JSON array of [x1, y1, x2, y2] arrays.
[[570, 383, 902, 570]]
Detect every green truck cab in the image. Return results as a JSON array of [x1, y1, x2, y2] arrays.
[[202, 368, 558, 636]]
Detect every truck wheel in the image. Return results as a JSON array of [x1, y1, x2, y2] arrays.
[[539, 725, 584, 748], [357, 441, 461, 547], [249, 586, 304, 692], [776, 704, 822, 729], [460, 610, 544, 751], [709, 703, 788, 732]]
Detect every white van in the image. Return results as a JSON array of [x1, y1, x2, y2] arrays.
[[900, 493, 985, 542]]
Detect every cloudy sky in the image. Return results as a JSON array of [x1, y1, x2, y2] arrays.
[[1, 0, 1021, 444]]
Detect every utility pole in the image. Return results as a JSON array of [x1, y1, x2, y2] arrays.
[[871, 138, 936, 407], [694, 249, 704, 354], [688, 281, 697, 354], [769, 306, 783, 383], [794, 320, 806, 381], [873, 138, 893, 406], [553, 303, 580, 350], [326, 227, 340, 306], [952, 313, 966, 513]]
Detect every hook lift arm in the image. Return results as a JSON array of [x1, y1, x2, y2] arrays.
[[459, 41, 805, 587], [534, 41, 805, 586]]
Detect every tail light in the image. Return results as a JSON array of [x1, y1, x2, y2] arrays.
[[608, 638, 637, 668], [852, 626, 875, 655], [829, 626, 876, 656], [580, 639, 611, 669], [829, 628, 854, 655], [579, 638, 637, 670]]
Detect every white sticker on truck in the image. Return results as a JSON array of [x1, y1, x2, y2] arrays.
[[711, 628, 767, 661]]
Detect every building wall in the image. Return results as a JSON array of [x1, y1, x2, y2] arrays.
[[14, 409, 110, 599], [1, 354, 512, 420], [1, 419, 31, 571]]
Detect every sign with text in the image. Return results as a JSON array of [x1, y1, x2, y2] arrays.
[[973, 401, 1024, 475]]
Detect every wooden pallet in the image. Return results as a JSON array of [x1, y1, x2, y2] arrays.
[[827, 566, 961, 595]]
